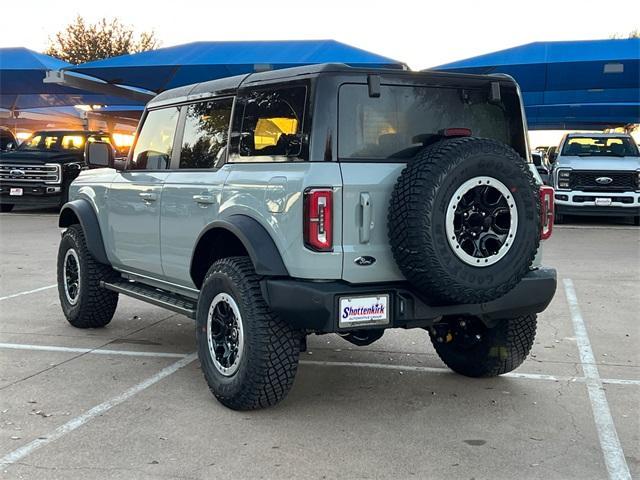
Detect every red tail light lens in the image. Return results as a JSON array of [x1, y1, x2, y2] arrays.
[[539, 185, 554, 240], [304, 188, 333, 251], [439, 128, 472, 137]]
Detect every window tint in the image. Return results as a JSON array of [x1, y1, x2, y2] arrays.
[[129, 107, 180, 170], [179, 98, 233, 169], [237, 87, 306, 160], [338, 84, 515, 160]]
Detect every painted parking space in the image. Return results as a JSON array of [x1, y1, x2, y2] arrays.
[[0, 211, 638, 479]]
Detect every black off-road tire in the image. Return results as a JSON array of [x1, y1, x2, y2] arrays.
[[196, 257, 302, 410], [0, 204, 14, 213], [554, 213, 565, 225], [388, 137, 540, 304], [57, 225, 118, 328], [429, 314, 537, 377]]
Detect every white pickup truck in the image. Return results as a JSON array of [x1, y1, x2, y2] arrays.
[[551, 133, 640, 225]]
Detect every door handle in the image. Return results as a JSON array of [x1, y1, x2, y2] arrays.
[[138, 192, 157, 202], [193, 194, 215, 205], [359, 192, 372, 243]]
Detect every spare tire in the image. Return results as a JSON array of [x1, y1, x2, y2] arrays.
[[388, 137, 540, 304]]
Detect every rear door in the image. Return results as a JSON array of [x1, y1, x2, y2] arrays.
[[106, 106, 180, 276], [160, 98, 234, 287], [338, 82, 519, 283]]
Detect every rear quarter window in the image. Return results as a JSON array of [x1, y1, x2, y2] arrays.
[[230, 86, 307, 162]]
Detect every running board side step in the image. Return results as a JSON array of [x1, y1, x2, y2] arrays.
[[101, 280, 197, 319]]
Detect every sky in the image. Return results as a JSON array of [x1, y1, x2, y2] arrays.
[[1, 0, 638, 144], [1, 0, 638, 71]]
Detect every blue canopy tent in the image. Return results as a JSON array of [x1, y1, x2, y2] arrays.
[[0, 48, 145, 110], [432, 39, 640, 129], [66, 40, 406, 93]]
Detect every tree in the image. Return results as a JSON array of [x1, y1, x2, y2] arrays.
[[610, 28, 639, 39], [45, 16, 159, 64]]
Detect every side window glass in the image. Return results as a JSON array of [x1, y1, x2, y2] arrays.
[[43, 136, 59, 150], [179, 98, 233, 169], [236, 86, 306, 161], [129, 107, 180, 170], [61, 135, 85, 150]]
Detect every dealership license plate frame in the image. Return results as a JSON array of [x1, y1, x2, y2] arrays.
[[338, 294, 390, 328], [9, 188, 23, 196]]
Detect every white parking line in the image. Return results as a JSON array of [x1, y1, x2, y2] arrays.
[[301, 360, 571, 382], [0, 284, 56, 301], [564, 278, 631, 480], [0, 343, 188, 359], [2, 342, 638, 385], [0, 352, 197, 467]]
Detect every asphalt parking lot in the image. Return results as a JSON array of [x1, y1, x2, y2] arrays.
[[0, 209, 638, 480]]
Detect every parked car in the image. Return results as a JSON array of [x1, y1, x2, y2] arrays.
[[57, 64, 556, 410], [0, 128, 18, 152], [552, 133, 640, 225], [531, 151, 551, 184], [0, 130, 115, 212]]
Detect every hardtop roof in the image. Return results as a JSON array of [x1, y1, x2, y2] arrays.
[[147, 63, 517, 108]]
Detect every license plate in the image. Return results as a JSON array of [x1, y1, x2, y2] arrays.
[[339, 295, 389, 327], [9, 188, 23, 196], [595, 197, 612, 206]]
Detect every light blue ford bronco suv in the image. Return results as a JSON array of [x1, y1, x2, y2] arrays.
[[57, 64, 557, 410]]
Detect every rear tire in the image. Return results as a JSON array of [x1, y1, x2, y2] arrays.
[[57, 225, 118, 328], [633, 216, 639, 227], [196, 257, 302, 410], [429, 314, 537, 377], [0, 204, 14, 213], [389, 137, 540, 304]]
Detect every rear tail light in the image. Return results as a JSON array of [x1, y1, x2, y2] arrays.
[[304, 188, 333, 251], [439, 128, 472, 138], [539, 185, 554, 240]]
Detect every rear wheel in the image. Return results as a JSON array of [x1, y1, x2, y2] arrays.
[[633, 216, 639, 227], [196, 257, 302, 410], [429, 314, 537, 377], [0, 204, 14, 213], [57, 225, 118, 328]]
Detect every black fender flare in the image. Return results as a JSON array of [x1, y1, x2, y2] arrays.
[[191, 214, 289, 278], [58, 199, 110, 265]]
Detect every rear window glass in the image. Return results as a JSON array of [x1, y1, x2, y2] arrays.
[[338, 84, 515, 160]]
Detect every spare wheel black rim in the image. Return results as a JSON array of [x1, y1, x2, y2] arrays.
[[445, 176, 518, 267]]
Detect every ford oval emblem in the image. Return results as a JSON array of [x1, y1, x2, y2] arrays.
[[354, 256, 376, 266], [595, 176, 613, 185], [10, 169, 25, 176]]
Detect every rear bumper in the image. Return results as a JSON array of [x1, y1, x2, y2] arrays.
[[262, 267, 557, 333], [0, 183, 62, 207]]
